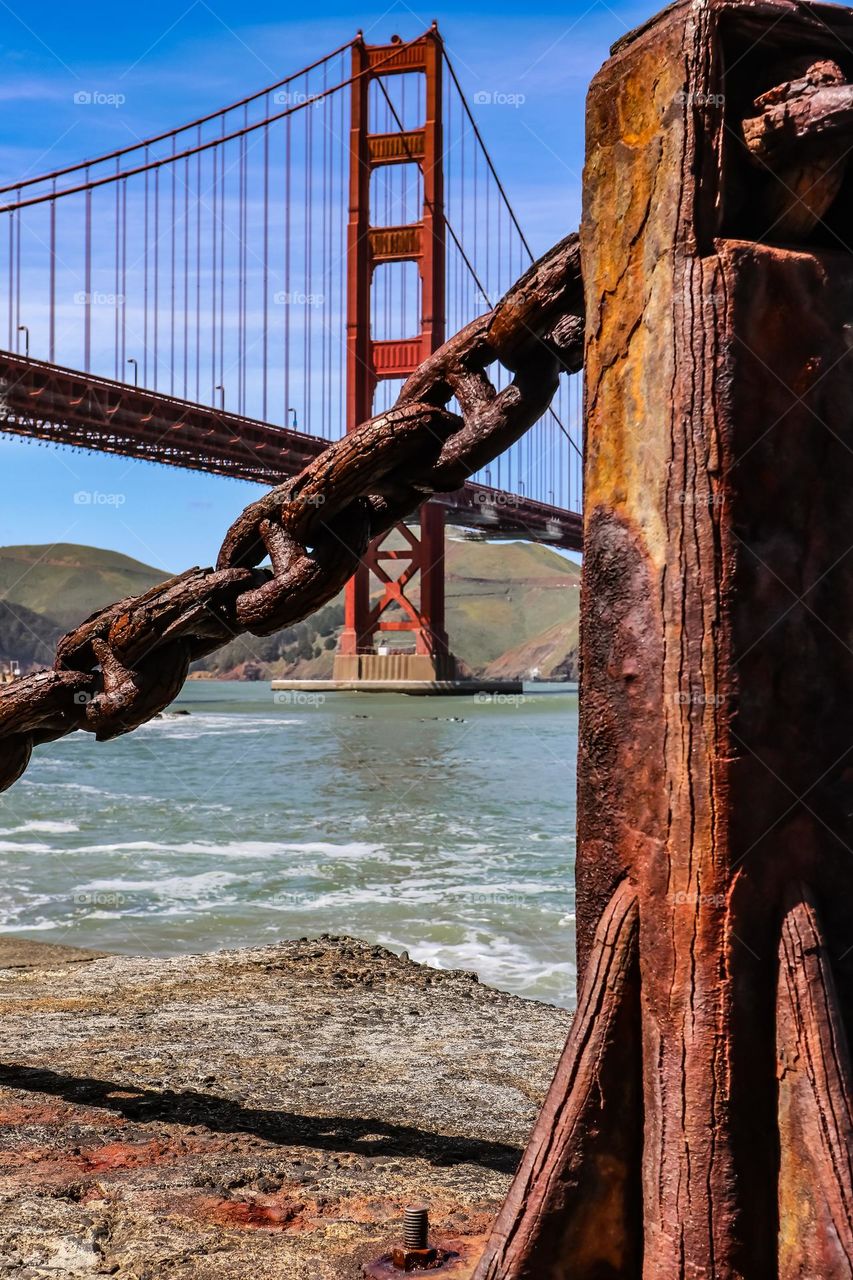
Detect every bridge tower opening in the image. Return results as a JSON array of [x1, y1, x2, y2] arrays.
[[334, 25, 458, 685]]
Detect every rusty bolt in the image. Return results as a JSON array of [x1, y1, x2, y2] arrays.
[[363, 1204, 463, 1275], [389, 1245, 438, 1273], [403, 1207, 429, 1250], [389, 1206, 437, 1272]]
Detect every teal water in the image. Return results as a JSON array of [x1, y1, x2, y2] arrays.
[[0, 683, 578, 1008]]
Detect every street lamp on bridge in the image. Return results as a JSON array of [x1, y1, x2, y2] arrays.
[[127, 357, 138, 386], [17, 325, 28, 359]]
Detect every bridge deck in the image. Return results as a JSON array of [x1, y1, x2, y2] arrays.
[[0, 351, 582, 552]]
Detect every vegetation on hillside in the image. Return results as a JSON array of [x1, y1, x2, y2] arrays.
[[0, 537, 580, 681], [0, 600, 63, 669], [0, 544, 166, 632]]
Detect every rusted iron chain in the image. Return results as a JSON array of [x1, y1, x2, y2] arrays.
[[740, 58, 853, 239], [741, 58, 853, 164], [0, 233, 583, 793]]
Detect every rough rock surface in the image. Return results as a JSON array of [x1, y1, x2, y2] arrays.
[[0, 936, 570, 1278], [0, 940, 110, 971]]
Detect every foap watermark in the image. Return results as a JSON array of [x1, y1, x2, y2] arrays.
[[677, 490, 724, 507], [473, 489, 521, 508], [270, 890, 321, 906], [473, 90, 526, 108], [291, 492, 326, 511], [73, 90, 126, 109], [462, 890, 528, 907], [670, 890, 727, 909], [73, 290, 125, 307], [74, 490, 126, 507], [74, 891, 129, 909], [274, 689, 327, 707], [674, 89, 725, 107], [473, 691, 527, 707], [274, 290, 325, 308], [670, 690, 726, 707], [273, 90, 322, 109], [674, 287, 726, 311]]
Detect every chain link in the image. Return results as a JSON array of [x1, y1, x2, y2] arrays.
[[0, 233, 583, 792]]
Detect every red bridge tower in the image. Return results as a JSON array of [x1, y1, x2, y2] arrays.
[[334, 26, 457, 684]]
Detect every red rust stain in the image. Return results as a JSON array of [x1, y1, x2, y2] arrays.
[[0, 1101, 79, 1126], [0, 1135, 222, 1188], [204, 1194, 311, 1232], [78, 1139, 175, 1171]]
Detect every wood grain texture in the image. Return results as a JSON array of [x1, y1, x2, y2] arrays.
[[475, 2, 853, 1276], [471, 879, 641, 1280], [778, 886, 853, 1279]]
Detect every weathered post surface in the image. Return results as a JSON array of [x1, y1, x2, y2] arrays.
[[474, 1, 853, 1276]]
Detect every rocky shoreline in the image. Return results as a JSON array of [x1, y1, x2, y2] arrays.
[[0, 936, 571, 1278]]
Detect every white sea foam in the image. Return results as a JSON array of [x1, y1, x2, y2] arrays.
[[397, 928, 576, 1003], [135, 713, 304, 739], [22, 780, 102, 796], [0, 820, 79, 836], [64, 838, 383, 863], [74, 870, 242, 898], [0, 918, 58, 933], [0, 840, 54, 854]]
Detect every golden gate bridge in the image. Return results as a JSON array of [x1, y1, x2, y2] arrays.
[[0, 24, 582, 682]]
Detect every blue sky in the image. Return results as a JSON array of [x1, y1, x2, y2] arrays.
[[0, 0, 646, 570]]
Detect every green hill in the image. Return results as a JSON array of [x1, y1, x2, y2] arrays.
[[0, 544, 168, 632], [445, 537, 580, 669], [0, 537, 580, 680], [0, 599, 64, 670]]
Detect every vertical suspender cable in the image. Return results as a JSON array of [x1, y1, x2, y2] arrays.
[[170, 140, 176, 396], [15, 191, 21, 356], [114, 159, 120, 378], [238, 123, 244, 414], [262, 95, 270, 422], [84, 180, 92, 371], [304, 74, 312, 432], [49, 182, 56, 363], [195, 133, 201, 402], [322, 63, 329, 437], [143, 158, 149, 383], [337, 68, 345, 439], [183, 153, 189, 397], [284, 113, 291, 428], [121, 179, 127, 371], [219, 128, 225, 394], [153, 167, 160, 388], [236, 122, 242, 414], [242, 109, 248, 415], [142, 159, 149, 378], [6, 211, 11, 350], [211, 143, 217, 402]]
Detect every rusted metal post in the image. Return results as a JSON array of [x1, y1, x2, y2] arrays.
[[474, 1, 853, 1276]]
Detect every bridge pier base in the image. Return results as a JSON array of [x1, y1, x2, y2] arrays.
[[334, 502, 460, 687]]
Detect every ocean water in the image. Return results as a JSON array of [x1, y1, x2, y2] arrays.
[[0, 682, 578, 1008]]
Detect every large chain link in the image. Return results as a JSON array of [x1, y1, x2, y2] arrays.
[[0, 234, 583, 793]]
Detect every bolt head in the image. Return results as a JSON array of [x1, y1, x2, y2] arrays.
[[392, 1245, 438, 1271], [363, 1244, 465, 1276]]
